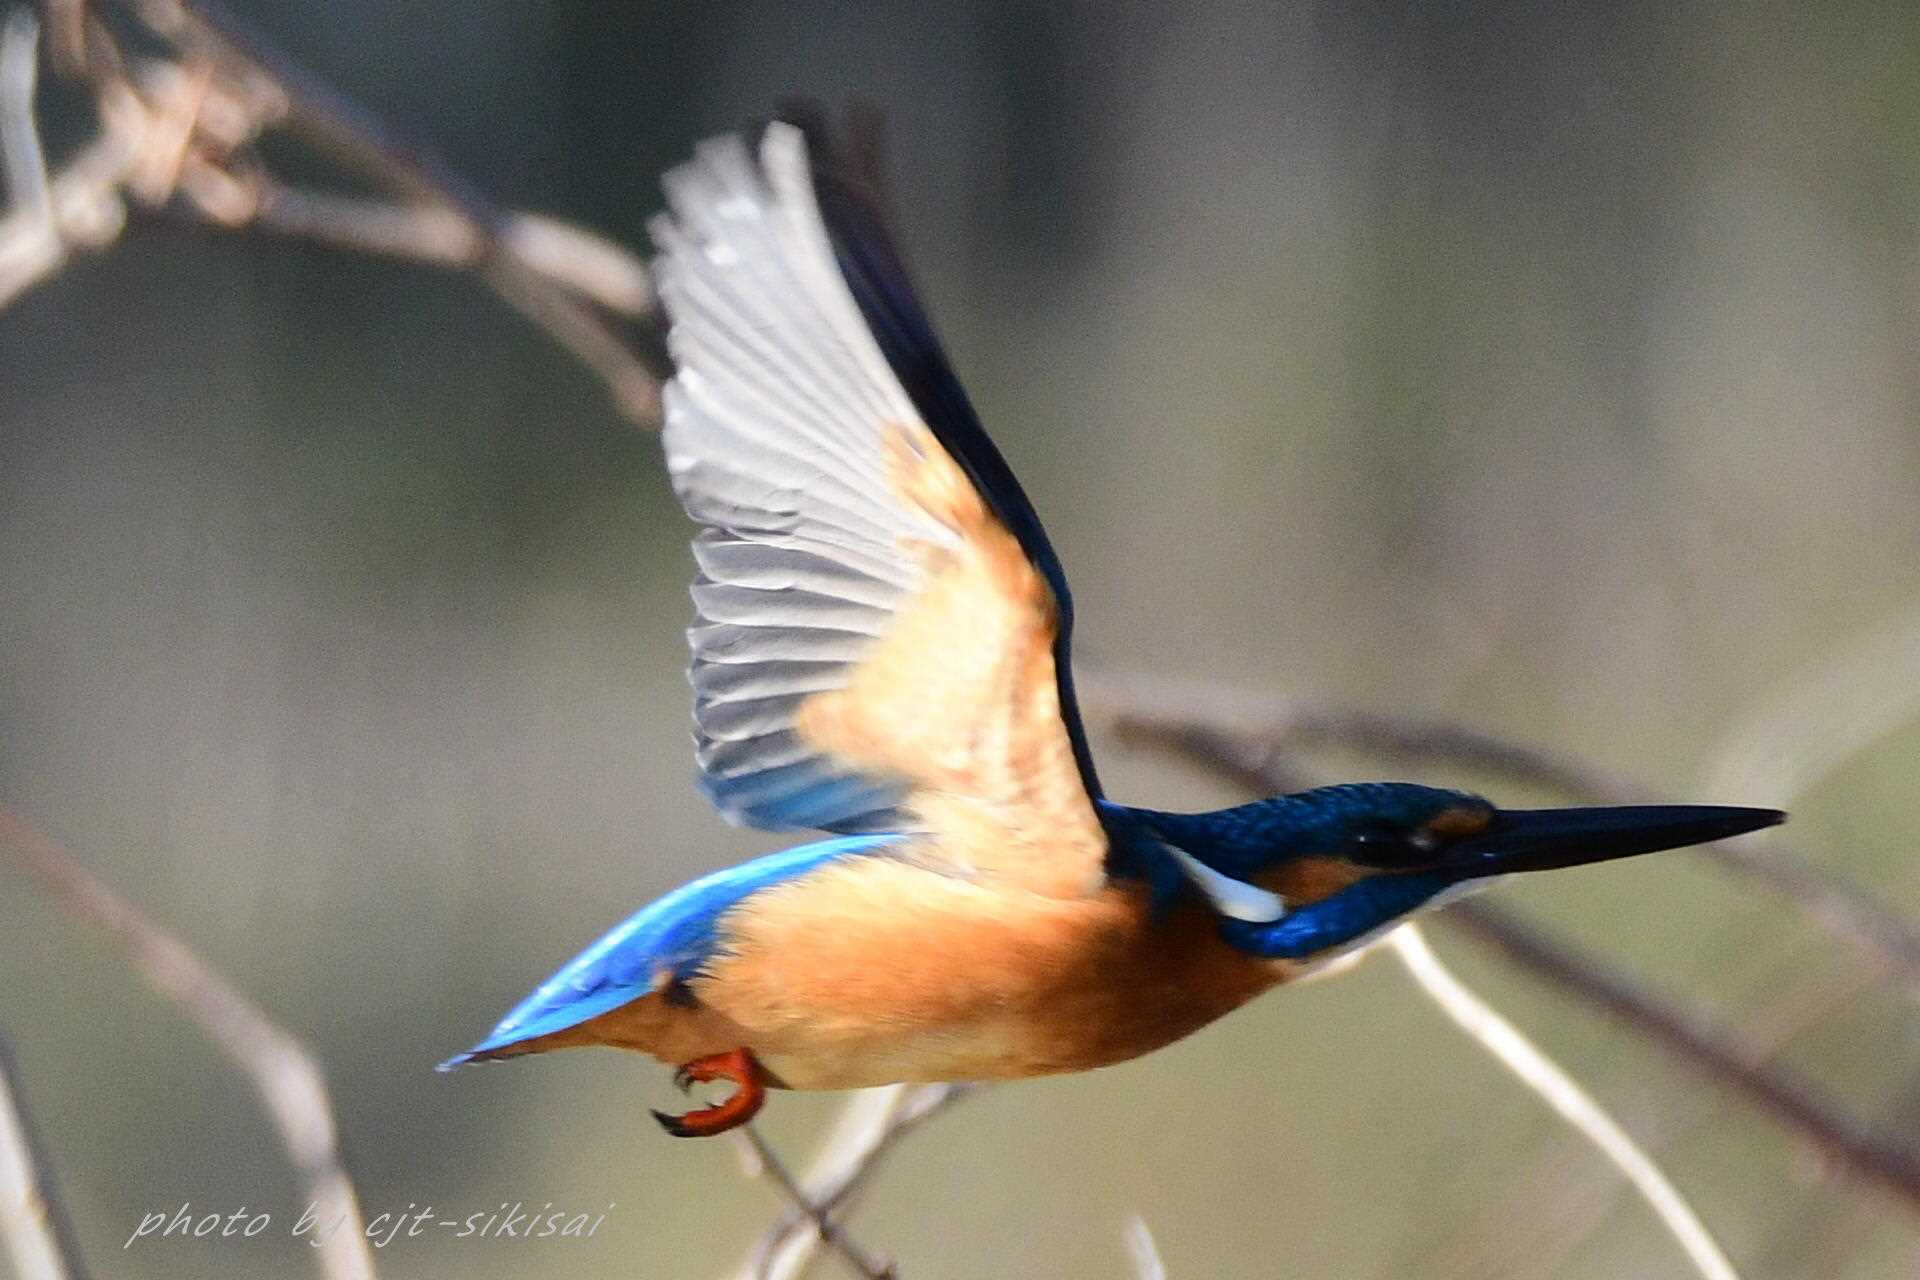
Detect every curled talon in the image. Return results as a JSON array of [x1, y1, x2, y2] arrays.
[[652, 1047, 765, 1138], [650, 1108, 699, 1138]]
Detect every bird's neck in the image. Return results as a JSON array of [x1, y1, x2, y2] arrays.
[[1102, 794, 1347, 880]]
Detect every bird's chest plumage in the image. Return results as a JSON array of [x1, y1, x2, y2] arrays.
[[682, 857, 1292, 1090]]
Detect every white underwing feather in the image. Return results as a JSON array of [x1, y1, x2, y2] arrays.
[[654, 122, 959, 833]]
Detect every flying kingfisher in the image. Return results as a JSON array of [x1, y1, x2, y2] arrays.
[[441, 116, 1782, 1137]]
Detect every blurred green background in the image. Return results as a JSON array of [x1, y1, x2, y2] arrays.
[[4, 1, 1920, 1277]]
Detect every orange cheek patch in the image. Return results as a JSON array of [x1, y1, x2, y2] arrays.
[[1261, 857, 1372, 906], [1426, 805, 1493, 838]]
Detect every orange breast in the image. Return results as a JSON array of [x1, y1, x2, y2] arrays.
[[557, 856, 1298, 1091]]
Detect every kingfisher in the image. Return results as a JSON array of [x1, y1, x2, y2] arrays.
[[440, 115, 1782, 1137]]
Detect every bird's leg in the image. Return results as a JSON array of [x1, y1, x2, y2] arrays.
[[651, 1047, 767, 1137]]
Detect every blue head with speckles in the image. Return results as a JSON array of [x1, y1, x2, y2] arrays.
[[1106, 783, 1781, 961], [1121, 783, 1492, 880]]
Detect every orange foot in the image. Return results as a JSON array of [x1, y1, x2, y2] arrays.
[[651, 1047, 766, 1138]]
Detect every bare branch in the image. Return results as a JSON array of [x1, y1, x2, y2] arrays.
[[1, 9, 51, 219], [737, 1124, 893, 1280], [0, 806, 377, 1280], [157, 0, 661, 421], [0, 7, 137, 306], [1428, 950, 1879, 1275], [1447, 901, 1920, 1211], [1389, 925, 1740, 1280], [0, 1034, 88, 1280], [0, 120, 135, 306], [2, 0, 661, 420], [1459, 612, 1920, 1273], [1123, 1215, 1167, 1280], [212, 176, 650, 318], [732, 1084, 976, 1280]]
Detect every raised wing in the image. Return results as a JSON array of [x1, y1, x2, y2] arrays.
[[649, 120, 1106, 897]]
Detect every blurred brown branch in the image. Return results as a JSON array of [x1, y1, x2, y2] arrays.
[[2, 0, 661, 420], [0, 806, 377, 1280], [1087, 676, 1920, 1213], [0, 1033, 88, 1280]]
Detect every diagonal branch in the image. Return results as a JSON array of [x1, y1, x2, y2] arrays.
[[1123, 1216, 1168, 1280], [0, 7, 138, 307], [1, 8, 50, 218], [729, 1083, 976, 1280], [1389, 925, 1740, 1280], [0, 1033, 89, 1280], [0, 806, 377, 1280], [737, 1123, 894, 1280], [7, 0, 662, 421], [1446, 901, 1920, 1211], [156, 0, 662, 422]]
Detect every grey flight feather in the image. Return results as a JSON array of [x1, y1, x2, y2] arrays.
[[651, 123, 963, 834]]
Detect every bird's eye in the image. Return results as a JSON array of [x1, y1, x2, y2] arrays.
[[1350, 827, 1433, 868]]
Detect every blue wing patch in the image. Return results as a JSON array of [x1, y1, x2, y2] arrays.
[[440, 835, 899, 1067]]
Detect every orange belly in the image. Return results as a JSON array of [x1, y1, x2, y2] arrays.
[[539, 857, 1300, 1090]]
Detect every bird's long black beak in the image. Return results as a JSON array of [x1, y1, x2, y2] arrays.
[[1442, 804, 1784, 879]]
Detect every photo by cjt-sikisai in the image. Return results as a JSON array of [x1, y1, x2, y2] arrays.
[[439, 113, 1783, 1138]]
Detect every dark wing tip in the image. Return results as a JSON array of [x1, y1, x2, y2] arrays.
[[751, 105, 1105, 804], [769, 98, 892, 223]]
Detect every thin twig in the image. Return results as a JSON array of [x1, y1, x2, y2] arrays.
[[733, 1084, 976, 1280], [0, 1034, 88, 1280], [1444, 611, 1920, 1274], [1476, 617, 1920, 1269], [0, 118, 135, 307], [0, 806, 377, 1280], [0, 5, 137, 306], [1428, 944, 1880, 1276], [3, 0, 661, 420], [1447, 900, 1920, 1211], [739, 1124, 893, 1280], [1389, 925, 1740, 1280], [1, 9, 51, 219], [242, 184, 650, 317], [1123, 1215, 1168, 1280], [161, 0, 661, 422]]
